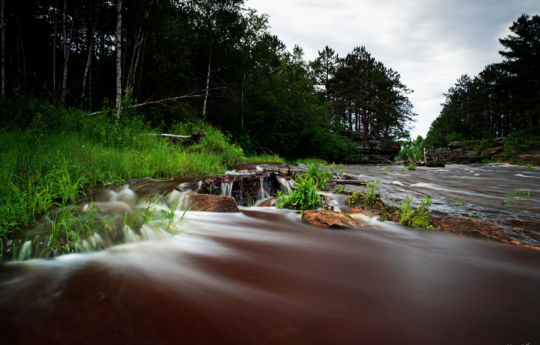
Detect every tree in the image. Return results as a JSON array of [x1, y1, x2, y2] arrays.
[[1, 0, 5, 97], [115, 0, 123, 122]]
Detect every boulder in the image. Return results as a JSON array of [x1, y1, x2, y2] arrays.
[[187, 193, 239, 212], [302, 210, 358, 229]]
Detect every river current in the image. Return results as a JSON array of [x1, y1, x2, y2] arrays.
[[1, 164, 539, 344]]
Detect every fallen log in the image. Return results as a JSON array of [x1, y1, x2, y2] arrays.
[[145, 130, 205, 145]]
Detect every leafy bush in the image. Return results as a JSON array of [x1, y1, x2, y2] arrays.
[[276, 174, 322, 210], [396, 196, 434, 229], [407, 163, 417, 171]]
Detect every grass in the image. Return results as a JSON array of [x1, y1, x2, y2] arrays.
[[0, 102, 245, 250], [407, 163, 417, 171], [276, 164, 338, 211], [242, 154, 286, 164], [276, 174, 322, 210], [396, 196, 434, 229], [347, 179, 380, 207], [502, 187, 531, 207]]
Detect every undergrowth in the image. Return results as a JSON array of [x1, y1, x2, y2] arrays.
[[0, 101, 245, 243], [276, 164, 337, 210], [396, 196, 434, 229]]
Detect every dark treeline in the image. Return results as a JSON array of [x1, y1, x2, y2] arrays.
[[426, 14, 540, 147], [0, 0, 415, 161]]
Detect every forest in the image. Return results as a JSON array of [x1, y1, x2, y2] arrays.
[[0, 0, 415, 161], [426, 14, 540, 148]]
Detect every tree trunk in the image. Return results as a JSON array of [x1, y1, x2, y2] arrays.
[[81, 27, 95, 109], [60, 0, 73, 104], [127, 0, 152, 93], [126, 30, 143, 92], [115, 0, 123, 123], [241, 72, 245, 128], [60, 0, 67, 103], [17, 23, 27, 95], [52, 0, 58, 102], [0, 0, 5, 97], [202, 48, 212, 120]]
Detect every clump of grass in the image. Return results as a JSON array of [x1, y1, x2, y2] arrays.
[[396, 196, 434, 229], [502, 187, 531, 207], [365, 179, 381, 206], [292, 158, 328, 166], [347, 179, 380, 207], [407, 163, 417, 171], [276, 174, 322, 210], [242, 154, 285, 164], [306, 164, 336, 189], [456, 200, 464, 206]]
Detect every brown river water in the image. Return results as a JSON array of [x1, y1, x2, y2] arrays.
[[1, 164, 539, 344]]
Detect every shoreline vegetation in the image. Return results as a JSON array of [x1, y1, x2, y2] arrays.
[[0, 102, 248, 245]]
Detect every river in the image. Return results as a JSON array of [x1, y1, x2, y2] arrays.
[[1, 164, 539, 344]]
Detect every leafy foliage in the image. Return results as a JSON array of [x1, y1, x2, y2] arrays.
[[396, 196, 434, 229], [276, 174, 322, 211]]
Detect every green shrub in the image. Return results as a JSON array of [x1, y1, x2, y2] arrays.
[[396, 196, 434, 229], [276, 174, 322, 210], [407, 163, 417, 171]]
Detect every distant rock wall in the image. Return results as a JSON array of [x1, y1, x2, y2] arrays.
[[342, 132, 401, 163], [431, 138, 540, 165]]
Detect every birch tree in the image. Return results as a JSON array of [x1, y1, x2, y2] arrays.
[[60, 0, 73, 104], [115, 0, 123, 123]]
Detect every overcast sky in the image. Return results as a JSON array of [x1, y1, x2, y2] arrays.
[[245, 0, 539, 138]]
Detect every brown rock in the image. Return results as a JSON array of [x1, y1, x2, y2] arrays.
[[302, 210, 358, 229], [187, 193, 239, 212], [255, 198, 276, 207]]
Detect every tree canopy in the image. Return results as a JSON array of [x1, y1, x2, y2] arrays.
[[426, 14, 540, 147], [0, 0, 416, 161]]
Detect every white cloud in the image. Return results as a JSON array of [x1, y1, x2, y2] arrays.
[[246, 0, 540, 138]]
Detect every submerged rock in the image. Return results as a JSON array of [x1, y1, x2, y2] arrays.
[[302, 210, 359, 229], [187, 193, 240, 212]]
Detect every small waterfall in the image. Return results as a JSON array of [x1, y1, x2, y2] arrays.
[[257, 176, 271, 201], [123, 225, 139, 243], [16, 240, 32, 261], [167, 189, 191, 210], [221, 182, 233, 197]]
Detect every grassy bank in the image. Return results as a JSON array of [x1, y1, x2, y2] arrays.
[[0, 102, 245, 243]]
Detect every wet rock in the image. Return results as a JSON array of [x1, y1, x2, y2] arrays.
[[429, 213, 539, 250], [187, 193, 240, 212], [255, 198, 276, 207], [302, 210, 358, 229]]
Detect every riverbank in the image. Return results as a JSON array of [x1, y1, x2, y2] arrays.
[[0, 103, 248, 245]]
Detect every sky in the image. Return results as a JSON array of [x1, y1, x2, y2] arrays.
[[245, 0, 539, 138]]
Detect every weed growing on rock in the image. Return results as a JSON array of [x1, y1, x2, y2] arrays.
[[277, 174, 322, 211], [407, 163, 417, 171], [365, 179, 381, 206], [396, 196, 434, 229], [502, 187, 531, 207]]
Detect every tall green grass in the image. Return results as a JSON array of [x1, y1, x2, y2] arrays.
[[0, 102, 245, 243]]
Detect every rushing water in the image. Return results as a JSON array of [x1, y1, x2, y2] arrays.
[[1, 164, 539, 344]]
